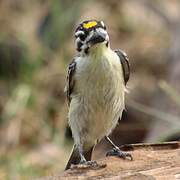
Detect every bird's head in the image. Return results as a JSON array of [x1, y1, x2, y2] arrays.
[[74, 20, 109, 54]]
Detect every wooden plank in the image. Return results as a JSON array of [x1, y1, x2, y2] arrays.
[[39, 141, 180, 180]]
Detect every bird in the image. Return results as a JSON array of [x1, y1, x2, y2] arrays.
[[64, 20, 131, 170]]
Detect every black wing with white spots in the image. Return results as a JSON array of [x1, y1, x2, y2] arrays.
[[65, 59, 76, 106], [114, 50, 130, 85]]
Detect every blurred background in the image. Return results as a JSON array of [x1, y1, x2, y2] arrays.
[[0, 0, 180, 179]]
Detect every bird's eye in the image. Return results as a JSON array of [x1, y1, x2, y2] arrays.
[[79, 34, 86, 41], [103, 26, 106, 30]]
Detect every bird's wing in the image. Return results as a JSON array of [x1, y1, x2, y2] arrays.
[[65, 59, 76, 106], [114, 50, 130, 85]]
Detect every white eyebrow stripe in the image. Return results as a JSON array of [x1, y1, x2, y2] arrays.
[[96, 27, 107, 34], [100, 21, 105, 27], [75, 30, 85, 37]]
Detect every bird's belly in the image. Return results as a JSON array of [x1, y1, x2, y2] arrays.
[[69, 68, 125, 146], [69, 54, 125, 146], [84, 82, 124, 143]]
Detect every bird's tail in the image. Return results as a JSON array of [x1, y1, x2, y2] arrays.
[[65, 144, 94, 170]]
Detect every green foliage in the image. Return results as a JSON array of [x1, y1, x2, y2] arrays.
[[0, 36, 28, 80], [38, 0, 83, 50]]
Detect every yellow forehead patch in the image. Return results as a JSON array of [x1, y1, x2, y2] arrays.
[[83, 21, 97, 29]]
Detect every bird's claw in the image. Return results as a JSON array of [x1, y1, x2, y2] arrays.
[[106, 147, 133, 160]]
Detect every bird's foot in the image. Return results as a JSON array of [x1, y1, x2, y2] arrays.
[[106, 147, 133, 160]]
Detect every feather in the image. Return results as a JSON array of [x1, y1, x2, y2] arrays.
[[65, 60, 76, 106], [114, 50, 130, 85]]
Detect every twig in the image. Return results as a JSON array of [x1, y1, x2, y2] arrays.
[[140, 0, 173, 27], [128, 99, 180, 126], [159, 80, 180, 107]]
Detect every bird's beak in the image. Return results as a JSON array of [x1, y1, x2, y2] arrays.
[[87, 29, 106, 46]]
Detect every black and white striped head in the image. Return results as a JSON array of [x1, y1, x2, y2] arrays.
[[75, 20, 109, 53]]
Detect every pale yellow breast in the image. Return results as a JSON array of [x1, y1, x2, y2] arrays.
[[69, 46, 126, 145]]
